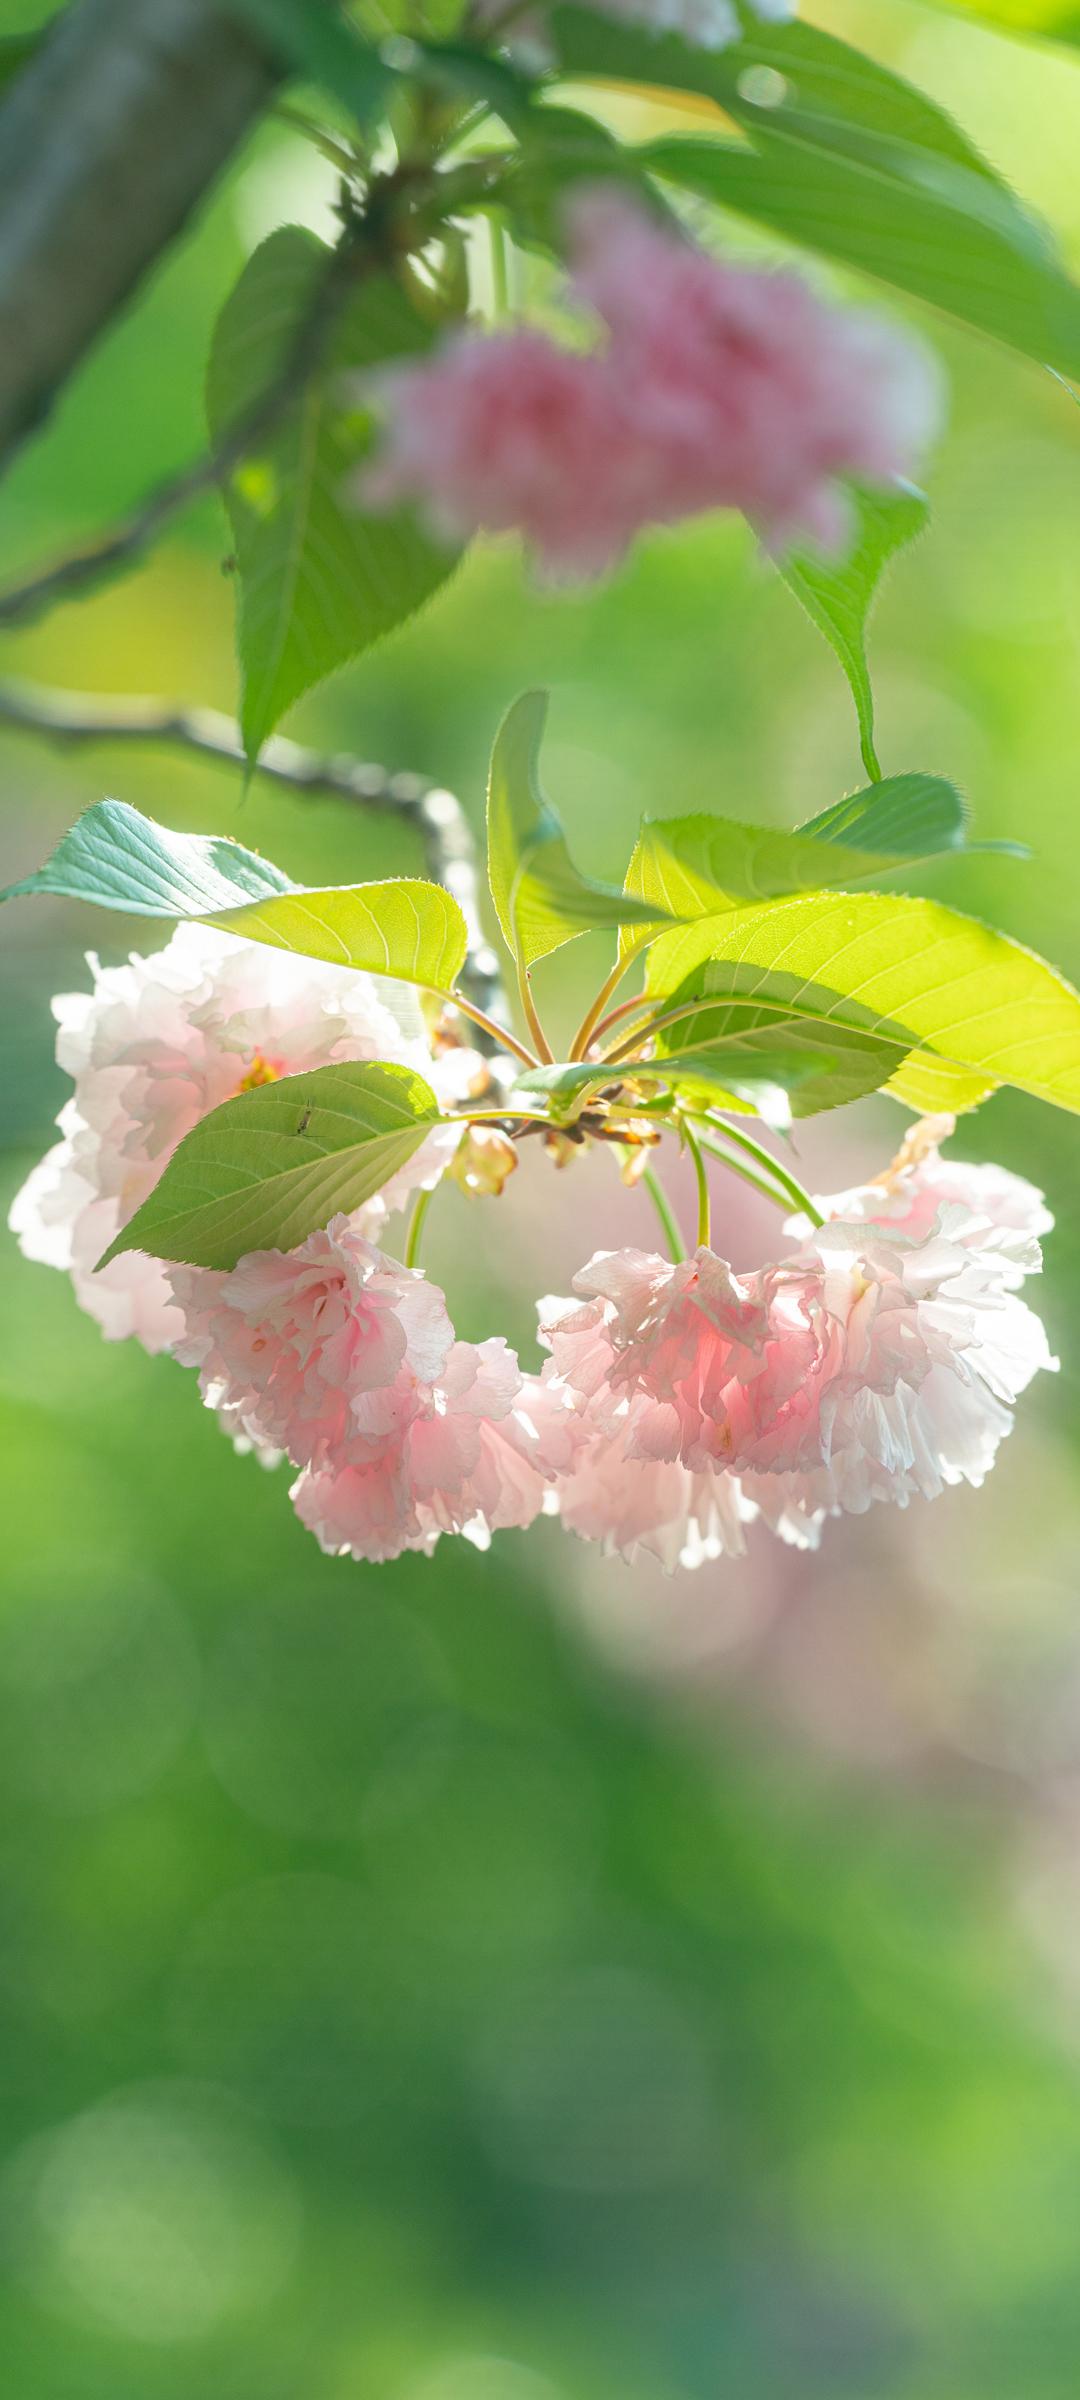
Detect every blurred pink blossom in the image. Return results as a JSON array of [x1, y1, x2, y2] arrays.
[[361, 190, 941, 577]]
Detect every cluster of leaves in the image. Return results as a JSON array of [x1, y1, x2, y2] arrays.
[[199, 0, 1080, 773], [8, 687, 1080, 1269]]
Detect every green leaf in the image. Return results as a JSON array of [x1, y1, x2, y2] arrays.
[[225, 0, 395, 129], [618, 772, 980, 961], [550, 8, 1000, 184], [0, 798, 293, 915], [775, 484, 929, 781], [211, 881, 468, 988], [1, 799, 470, 990], [208, 228, 459, 765], [642, 128, 1080, 381], [100, 1061, 443, 1271], [515, 1034, 877, 1122], [486, 689, 666, 969], [645, 890, 1080, 1116]]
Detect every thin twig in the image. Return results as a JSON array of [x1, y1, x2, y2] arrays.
[[0, 672, 508, 1030], [0, 217, 374, 629]]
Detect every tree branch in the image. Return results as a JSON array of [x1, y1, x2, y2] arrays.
[[0, 213, 379, 627], [0, 675, 506, 1029], [0, 0, 301, 471]]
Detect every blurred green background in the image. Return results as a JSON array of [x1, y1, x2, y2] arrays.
[[5, 3, 1080, 2393]]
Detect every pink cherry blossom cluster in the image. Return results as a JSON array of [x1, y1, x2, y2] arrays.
[[9, 929, 1054, 1573], [361, 190, 943, 578], [8, 924, 479, 1354]]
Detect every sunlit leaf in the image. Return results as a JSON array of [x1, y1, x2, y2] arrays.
[[208, 228, 459, 764], [486, 689, 665, 969], [2, 800, 470, 990], [515, 1026, 886, 1120], [0, 798, 293, 914], [618, 773, 980, 961], [775, 485, 929, 781], [100, 1061, 443, 1271], [645, 889, 1080, 1115]]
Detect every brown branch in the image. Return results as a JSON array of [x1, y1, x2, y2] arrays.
[[0, 216, 374, 629], [0, 0, 300, 473], [0, 675, 506, 1032]]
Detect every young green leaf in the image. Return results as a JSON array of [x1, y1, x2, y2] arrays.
[[211, 881, 468, 988], [486, 689, 665, 968], [774, 484, 929, 781], [645, 889, 1080, 1116], [0, 798, 294, 914], [99, 1060, 443, 1271], [2, 800, 470, 990], [515, 1024, 889, 1120], [617, 772, 981, 961], [208, 228, 459, 766]]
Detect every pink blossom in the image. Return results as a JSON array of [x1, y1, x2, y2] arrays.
[[361, 191, 941, 577], [169, 1217, 455, 1468], [794, 1113, 1053, 1261], [536, 1204, 1055, 1566], [570, 188, 942, 554], [9, 925, 470, 1353], [293, 1337, 549, 1561], [362, 327, 654, 583]]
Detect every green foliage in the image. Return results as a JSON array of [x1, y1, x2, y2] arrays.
[[774, 485, 930, 781], [207, 228, 459, 765], [100, 1061, 443, 1271], [618, 772, 972, 960], [552, 8, 998, 182], [211, 880, 469, 989], [645, 890, 1080, 1116], [486, 689, 664, 969], [515, 1031, 886, 1122], [642, 131, 1080, 380], [226, 0, 397, 130], [2, 800, 469, 988], [0, 798, 294, 914]]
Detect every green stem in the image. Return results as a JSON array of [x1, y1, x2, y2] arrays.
[[682, 1119, 711, 1251], [569, 955, 634, 1062], [516, 959, 554, 1064], [404, 1183, 435, 1270], [488, 209, 511, 318], [633, 1158, 687, 1263], [700, 1116, 824, 1228], [691, 1118, 825, 1228], [427, 987, 538, 1070]]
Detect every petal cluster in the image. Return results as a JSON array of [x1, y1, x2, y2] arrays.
[[476, 0, 792, 64], [8, 925, 470, 1353], [362, 190, 942, 578], [533, 1166, 1055, 1569], [172, 1220, 548, 1561]]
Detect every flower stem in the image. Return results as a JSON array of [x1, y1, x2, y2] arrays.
[[569, 955, 634, 1061], [516, 959, 554, 1064], [700, 1117, 825, 1228], [404, 1183, 435, 1270], [638, 1160, 688, 1263], [488, 208, 510, 318], [682, 1119, 711, 1250], [430, 988, 538, 1070]]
